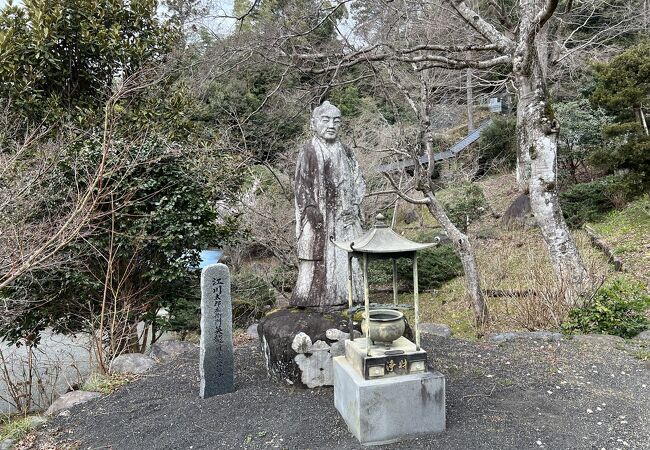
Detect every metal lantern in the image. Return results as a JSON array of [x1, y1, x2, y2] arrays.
[[332, 214, 438, 356], [331, 216, 448, 443]]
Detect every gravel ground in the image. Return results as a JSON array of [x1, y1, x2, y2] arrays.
[[25, 334, 650, 450]]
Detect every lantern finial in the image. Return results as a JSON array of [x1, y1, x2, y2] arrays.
[[375, 213, 387, 228]]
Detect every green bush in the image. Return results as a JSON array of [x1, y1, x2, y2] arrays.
[[478, 116, 517, 174], [438, 182, 488, 232], [563, 279, 650, 338], [367, 258, 393, 286], [560, 178, 615, 227], [231, 271, 276, 328], [368, 230, 462, 291], [165, 281, 202, 333], [404, 245, 463, 290], [560, 175, 645, 227]]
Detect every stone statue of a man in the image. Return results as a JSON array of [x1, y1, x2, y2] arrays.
[[291, 101, 365, 307]]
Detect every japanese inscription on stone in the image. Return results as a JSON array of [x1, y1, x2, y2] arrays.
[[200, 263, 234, 398], [385, 358, 409, 375]]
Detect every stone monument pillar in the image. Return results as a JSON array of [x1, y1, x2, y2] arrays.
[[200, 263, 234, 398], [291, 101, 365, 307]]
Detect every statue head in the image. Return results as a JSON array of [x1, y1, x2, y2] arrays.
[[311, 101, 342, 144]]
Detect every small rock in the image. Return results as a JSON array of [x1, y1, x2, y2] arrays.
[[110, 353, 157, 374], [403, 209, 418, 225], [308, 340, 330, 352], [419, 323, 452, 338], [1, 439, 15, 450], [527, 331, 563, 341], [487, 331, 562, 343], [635, 330, 650, 341], [149, 341, 196, 362], [291, 332, 312, 354], [45, 390, 101, 416], [294, 350, 333, 388], [325, 328, 349, 341], [330, 340, 346, 357], [28, 416, 48, 428], [487, 332, 517, 343], [246, 323, 259, 338]]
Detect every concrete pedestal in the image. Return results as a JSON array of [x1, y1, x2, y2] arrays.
[[333, 356, 446, 445]]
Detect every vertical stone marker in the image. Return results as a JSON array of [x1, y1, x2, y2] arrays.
[[200, 263, 234, 398]]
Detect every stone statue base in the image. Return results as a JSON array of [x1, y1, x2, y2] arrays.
[[257, 308, 358, 388], [333, 356, 446, 445]]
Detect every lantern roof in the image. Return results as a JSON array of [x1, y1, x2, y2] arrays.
[[332, 214, 437, 254]]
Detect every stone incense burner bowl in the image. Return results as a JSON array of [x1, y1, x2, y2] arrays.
[[361, 309, 405, 345]]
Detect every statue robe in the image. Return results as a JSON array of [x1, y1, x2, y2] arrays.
[[291, 137, 365, 307]]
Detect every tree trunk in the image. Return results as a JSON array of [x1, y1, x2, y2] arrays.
[[466, 68, 474, 132], [389, 61, 488, 329], [639, 105, 649, 135], [513, 58, 590, 298], [421, 190, 488, 327]]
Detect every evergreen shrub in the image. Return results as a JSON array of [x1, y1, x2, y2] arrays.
[[478, 116, 517, 174], [439, 182, 488, 231], [560, 178, 615, 227], [368, 229, 462, 291], [398, 244, 463, 290], [563, 279, 650, 338], [560, 174, 645, 227]]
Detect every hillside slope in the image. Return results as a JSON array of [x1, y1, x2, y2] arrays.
[[397, 174, 648, 337]]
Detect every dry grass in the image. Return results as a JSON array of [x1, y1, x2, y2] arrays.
[[408, 174, 614, 338], [80, 372, 135, 395], [588, 195, 650, 287], [400, 235, 608, 338]]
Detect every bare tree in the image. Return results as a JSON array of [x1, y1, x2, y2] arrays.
[[380, 65, 489, 326]]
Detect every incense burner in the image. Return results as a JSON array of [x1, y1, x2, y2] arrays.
[[360, 309, 405, 345]]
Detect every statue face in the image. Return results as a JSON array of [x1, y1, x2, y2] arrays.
[[312, 107, 341, 143]]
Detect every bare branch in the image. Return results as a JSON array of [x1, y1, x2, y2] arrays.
[[445, 0, 515, 52], [381, 172, 430, 205]]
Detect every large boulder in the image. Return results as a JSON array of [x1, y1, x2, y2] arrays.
[[258, 308, 355, 388], [109, 353, 156, 374], [45, 390, 101, 416], [420, 323, 453, 338], [148, 341, 196, 362], [501, 193, 537, 229]]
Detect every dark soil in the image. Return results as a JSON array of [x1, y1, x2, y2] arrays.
[[26, 334, 650, 450]]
